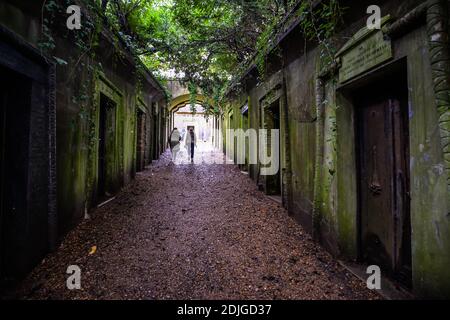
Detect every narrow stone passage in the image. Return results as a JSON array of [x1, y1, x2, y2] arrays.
[[8, 146, 379, 300]]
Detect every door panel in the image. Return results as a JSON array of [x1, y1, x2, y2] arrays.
[[0, 66, 33, 281], [243, 112, 249, 171], [98, 94, 117, 199], [152, 112, 157, 160], [98, 97, 107, 197], [358, 99, 396, 271], [392, 100, 412, 286], [265, 101, 281, 195], [136, 110, 146, 171], [105, 102, 116, 193], [356, 83, 411, 286]]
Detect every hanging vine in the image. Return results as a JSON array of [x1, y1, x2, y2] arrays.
[[252, 0, 345, 82], [297, 0, 344, 70]]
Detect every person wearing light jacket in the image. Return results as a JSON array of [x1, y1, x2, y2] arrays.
[[168, 128, 181, 162]]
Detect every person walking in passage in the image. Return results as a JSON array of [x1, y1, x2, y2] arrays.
[[168, 127, 181, 162], [185, 128, 197, 162]]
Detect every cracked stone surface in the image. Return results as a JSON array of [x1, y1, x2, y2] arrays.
[[3, 146, 380, 300]]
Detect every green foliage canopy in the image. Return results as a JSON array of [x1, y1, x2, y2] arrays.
[[97, 0, 300, 113]]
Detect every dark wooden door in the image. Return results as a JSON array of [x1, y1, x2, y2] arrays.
[[98, 96, 107, 198], [242, 111, 249, 171], [265, 101, 281, 195], [98, 94, 116, 199], [0, 65, 33, 282], [152, 111, 158, 160], [357, 93, 411, 286], [136, 110, 146, 171]]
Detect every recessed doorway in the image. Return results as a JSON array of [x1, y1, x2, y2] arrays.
[[0, 65, 37, 283], [264, 99, 281, 197], [354, 67, 412, 288], [136, 108, 147, 172], [98, 93, 117, 201]]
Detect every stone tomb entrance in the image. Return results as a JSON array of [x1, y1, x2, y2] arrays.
[[94, 76, 123, 206], [354, 66, 412, 287], [338, 59, 412, 288], [151, 103, 158, 161], [0, 27, 56, 285], [240, 103, 250, 172], [135, 103, 147, 172], [335, 20, 412, 288], [259, 83, 285, 204], [98, 93, 118, 201], [0, 65, 33, 284], [263, 99, 281, 197]]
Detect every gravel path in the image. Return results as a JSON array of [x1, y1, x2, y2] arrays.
[[4, 147, 380, 300]]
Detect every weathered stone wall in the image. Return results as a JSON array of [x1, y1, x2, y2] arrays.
[[0, 0, 167, 278]]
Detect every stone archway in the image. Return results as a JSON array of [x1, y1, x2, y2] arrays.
[[167, 81, 222, 152], [168, 93, 207, 130]]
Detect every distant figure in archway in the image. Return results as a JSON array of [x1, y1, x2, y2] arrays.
[[168, 128, 181, 162], [185, 128, 197, 162]]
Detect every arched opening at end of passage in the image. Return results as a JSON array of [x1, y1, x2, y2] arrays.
[[168, 93, 207, 113], [173, 102, 212, 144]]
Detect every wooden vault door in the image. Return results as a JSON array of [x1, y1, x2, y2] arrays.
[[263, 100, 281, 196], [136, 107, 147, 172], [98, 93, 117, 199], [356, 79, 412, 286]]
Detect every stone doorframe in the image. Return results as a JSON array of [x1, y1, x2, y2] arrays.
[[87, 72, 124, 206], [258, 81, 290, 208], [0, 25, 57, 254], [135, 97, 148, 172]]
